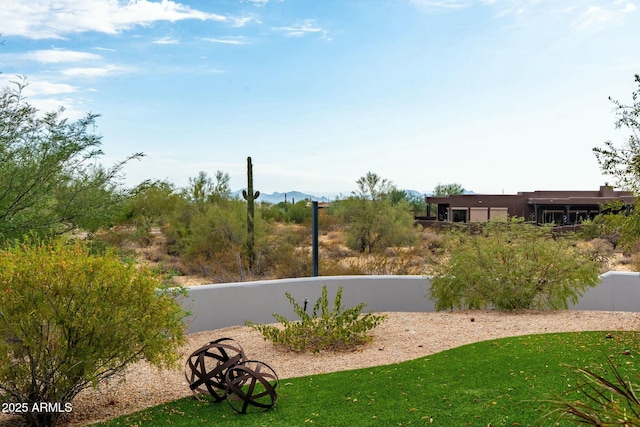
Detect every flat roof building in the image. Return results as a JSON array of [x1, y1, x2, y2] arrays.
[[421, 186, 635, 226]]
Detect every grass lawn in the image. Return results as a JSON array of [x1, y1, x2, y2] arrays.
[[92, 331, 640, 427]]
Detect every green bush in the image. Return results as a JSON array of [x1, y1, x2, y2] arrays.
[[164, 199, 258, 281], [261, 200, 313, 225], [259, 225, 312, 278], [0, 238, 187, 427], [331, 196, 417, 253], [330, 172, 417, 253], [578, 213, 626, 249], [429, 218, 601, 311], [246, 285, 387, 353]]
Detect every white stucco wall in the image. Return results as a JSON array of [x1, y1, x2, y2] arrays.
[[180, 272, 640, 334]]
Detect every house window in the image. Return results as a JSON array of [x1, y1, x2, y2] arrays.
[[542, 210, 565, 224], [451, 209, 467, 223]]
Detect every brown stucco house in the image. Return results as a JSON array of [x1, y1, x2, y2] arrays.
[[420, 186, 635, 226]]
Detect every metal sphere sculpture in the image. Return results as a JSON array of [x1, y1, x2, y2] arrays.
[[225, 360, 279, 414], [184, 338, 246, 402]]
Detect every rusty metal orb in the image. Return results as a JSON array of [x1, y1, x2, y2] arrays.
[[224, 360, 279, 413], [184, 338, 246, 402]]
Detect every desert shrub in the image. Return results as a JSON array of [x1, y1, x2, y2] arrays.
[[121, 179, 184, 229], [579, 214, 626, 250], [0, 238, 187, 427], [429, 218, 602, 311], [545, 359, 640, 426], [260, 200, 312, 225], [576, 238, 614, 271], [420, 229, 445, 253], [83, 226, 145, 256], [337, 251, 427, 275], [286, 200, 313, 224], [185, 251, 245, 283], [329, 173, 417, 253], [164, 199, 264, 281], [332, 196, 417, 253], [320, 259, 367, 276], [318, 208, 343, 232], [259, 202, 285, 223], [259, 225, 312, 278], [263, 242, 311, 278], [246, 285, 386, 353]]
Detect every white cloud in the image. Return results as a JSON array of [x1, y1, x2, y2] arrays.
[[29, 97, 88, 120], [0, 76, 87, 119], [23, 81, 78, 96], [0, 76, 75, 95], [153, 36, 180, 45], [271, 19, 329, 38], [0, 0, 229, 39], [409, 0, 470, 10], [243, 0, 284, 6], [203, 68, 226, 74], [572, 2, 637, 31], [230, 16, 257, 27], [21, 49, 102, 63], [61, 64, 132, 78], [200, 36, 250, 45]]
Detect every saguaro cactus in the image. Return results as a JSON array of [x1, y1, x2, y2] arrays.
[[242, 157, 260, 270]]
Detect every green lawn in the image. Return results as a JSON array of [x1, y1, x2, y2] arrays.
[[92, 331, 640, 427]]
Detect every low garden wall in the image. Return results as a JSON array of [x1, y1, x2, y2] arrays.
[[181, 272, 640, 334]]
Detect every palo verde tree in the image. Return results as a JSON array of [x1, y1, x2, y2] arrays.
[[183, 170, 231, 209], [429, 218, 601, 311], [432, 182, 466, 196], [0, 78, 141, 242], [122, 179, 184, 228], [389, 188, 427, 216], [332, 172, 416, 253], [0, 238, 187, 427]]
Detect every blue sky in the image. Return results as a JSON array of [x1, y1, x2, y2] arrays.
[[1, 0, 639, 196]]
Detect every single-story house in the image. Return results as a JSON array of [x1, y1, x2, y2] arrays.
[[419, 186, 635, 226]]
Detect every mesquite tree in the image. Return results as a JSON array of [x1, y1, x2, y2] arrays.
[[331, 172, 416, 253], [429, 218, 601, 311], [0, 78, 142, 241]]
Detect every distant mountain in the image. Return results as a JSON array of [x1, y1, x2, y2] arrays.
[[404, 189, 428, 198], [231, 190, 334, 204], [230, 189, 475, 204]]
